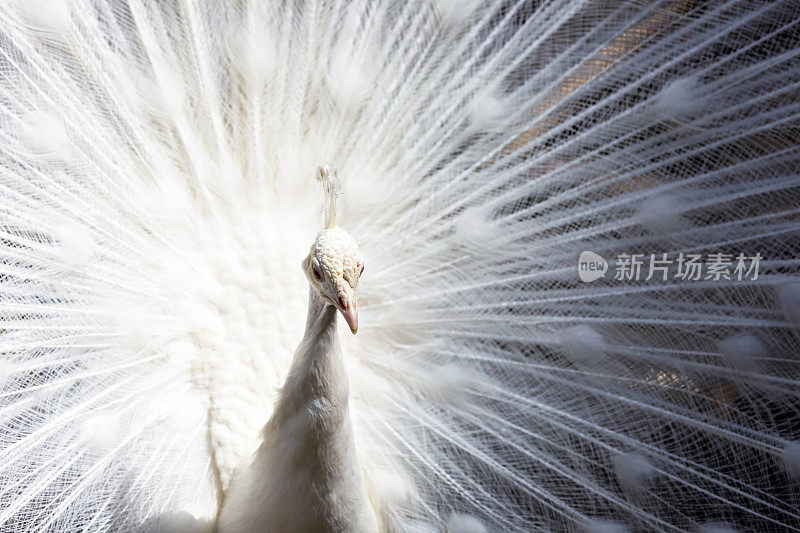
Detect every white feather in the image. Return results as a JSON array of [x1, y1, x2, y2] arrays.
[[585, 519, 630, 533], [783, 442, 800, 481], [718, 334, 763, 373], [446, 513, 488, 533], [697, 524, 739, 533], [654, 77, 706, 118], [613, 453, 655, 493]]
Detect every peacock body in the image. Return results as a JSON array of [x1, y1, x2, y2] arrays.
[[0, 0, 799, 531]]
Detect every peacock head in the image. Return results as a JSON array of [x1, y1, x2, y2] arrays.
[[303, 227, 363, 334], [303, 165, 363, 334]]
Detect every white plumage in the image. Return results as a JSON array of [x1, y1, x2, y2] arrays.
[[0, 0, 798, 531], [220, 226, 374, 531]]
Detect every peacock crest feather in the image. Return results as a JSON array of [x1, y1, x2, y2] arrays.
[[315, 165, 342, 229]]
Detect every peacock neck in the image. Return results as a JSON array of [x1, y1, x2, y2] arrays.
[[273, 287, 350, 424], [303, 285, 338, 346], [217, 285, 376, 532]]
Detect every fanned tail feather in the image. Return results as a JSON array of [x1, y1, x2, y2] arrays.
[[0, 1, 798, 531]]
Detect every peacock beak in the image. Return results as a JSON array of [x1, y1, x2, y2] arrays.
[[337, 293, 358, 334]]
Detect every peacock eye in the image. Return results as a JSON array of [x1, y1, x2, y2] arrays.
[[312, 265, 323, 281]]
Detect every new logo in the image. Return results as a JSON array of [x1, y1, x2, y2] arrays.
[[578, 251, 608, 282]]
